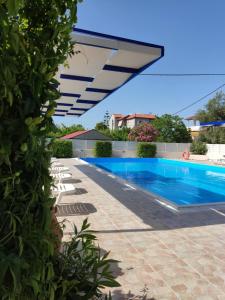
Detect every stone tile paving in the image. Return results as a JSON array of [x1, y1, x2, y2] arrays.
[[56, 158, 225, 300]]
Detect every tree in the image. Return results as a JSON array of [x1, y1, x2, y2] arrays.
[[198, 127, 225, 144], [110, 127, 131, 141], [103, 110, 110, 128], [49, 123, 85, 137], [0, 1, 118, 298], [152, 114, 192, 143], [95, 122, 108, 131], [128, 122, 158, 142], [196, 91, 225, 122]]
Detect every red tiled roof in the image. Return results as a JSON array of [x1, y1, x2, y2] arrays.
[[61, 130, 89, 139], [112, 114, 124, 118], [117, 114, 156, 121], [117, 114, 130, 121], [185, 115, 199, 121], [126, 114, 156, 120]]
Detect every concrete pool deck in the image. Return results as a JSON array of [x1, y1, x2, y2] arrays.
[[57, 158, 225, 299]]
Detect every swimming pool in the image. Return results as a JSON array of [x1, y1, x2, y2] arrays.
[[82, 158, 225, 206]]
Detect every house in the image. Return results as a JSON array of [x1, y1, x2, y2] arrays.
[[109, 113, 156, 130], [61, 129, 111, 140], [185, 115, 201, 140]]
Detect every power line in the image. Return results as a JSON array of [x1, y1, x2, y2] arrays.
[[140, 73, 225, 76], [172, 82, 225, 115]]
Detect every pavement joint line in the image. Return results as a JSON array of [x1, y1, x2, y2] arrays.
[[210, 208, 225, 217], [124, 183, 136, 190]]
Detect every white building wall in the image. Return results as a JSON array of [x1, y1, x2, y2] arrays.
[[126, 119, 135, 128], [207, 144, 225, 159], [134, 118, 151, 126], [109, 115, 119, 130]]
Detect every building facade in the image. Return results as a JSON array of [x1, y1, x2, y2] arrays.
[[109, 114, 156, 130]]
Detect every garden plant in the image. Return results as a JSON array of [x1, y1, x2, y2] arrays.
[[94, 141, 112, 157], [0, 1, 118, 298]]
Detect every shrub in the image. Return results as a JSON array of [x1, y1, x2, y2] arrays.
[[0, 1, 118, 298], [190, 141, 207, 155], [152, 114, 192, 143], [128, 123, 158, 142], [52, 139, 73, 158], [137, 143, 157, 158], [54, 219, 120, 299], [0, 1, 81, 298], [198, 127, 225, 144], [94, 141, 112, 157]]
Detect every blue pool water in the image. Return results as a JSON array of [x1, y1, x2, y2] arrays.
[[82, 158, 225, 206]]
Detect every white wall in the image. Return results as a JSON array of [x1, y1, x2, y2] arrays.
[[207, 144, 225, 159], [72, 140, 191, 159], [108, 116, 115, 130], [126, 119, 135, 129]]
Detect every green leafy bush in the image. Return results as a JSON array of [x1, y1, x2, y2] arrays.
[[0, 0, 81, 297], [94, 141, 112, 157], [152, 114, 192, 143], [198, 127, 225, 144], [190, 141, 207, 155], [48, 124, 85, 138], [98, 128, 131, 141], [54, 219, 120, 299], [137, 143, 157, 157], [0, 0, 119, 299], [52, 139, 73, 158], [128, 123, 158, 142]]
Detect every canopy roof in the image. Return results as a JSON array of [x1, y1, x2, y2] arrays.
[[200, 120, 225, 127], [44, 28, 164, 117]]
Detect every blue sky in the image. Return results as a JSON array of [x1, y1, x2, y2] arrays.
[[54, 0, 225, 128]]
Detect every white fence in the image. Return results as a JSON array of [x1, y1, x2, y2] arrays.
[[72, 140, 191, 159], [207, 144, 225, 159]]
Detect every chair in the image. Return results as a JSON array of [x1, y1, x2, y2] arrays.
[[209, 154, 225, 165], [51, 183, 76, 206], [52, 161, 64, 167], [51, 172, 72, 183], [50, 166, 70, 174]]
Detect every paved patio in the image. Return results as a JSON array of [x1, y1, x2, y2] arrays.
[[57, 158, 225, 300]]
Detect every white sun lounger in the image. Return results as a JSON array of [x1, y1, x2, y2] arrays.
[[209, 154, 225, 165], [51, 183, 76, 206], [52, 161, 64, 167], [51, 172, 72, 183], [50, 166, 70, 174]]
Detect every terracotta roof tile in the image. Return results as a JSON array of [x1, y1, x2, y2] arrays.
[[117, 114, 156, 120], [61, 130, 89, 139], [112, 114, 124, 118]]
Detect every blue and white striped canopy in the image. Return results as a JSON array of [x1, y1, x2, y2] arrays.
[[45, 28, 164, 117]]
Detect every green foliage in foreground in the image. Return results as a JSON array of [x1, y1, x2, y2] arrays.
[[152, 114, 192, 143], [137, 143, 157, 158], [0, 0, 80, 296], [190, 141, 207, 155], [95, 141, 112, 157], [0, 1, 118, 299], [54, 219, 120, 300], [52, 139, 73, 158]]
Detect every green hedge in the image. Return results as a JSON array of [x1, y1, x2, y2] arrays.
[[52, 139, 73, 158], [190, 141, 207, 155], [137, 143, 157, 158], [94, 141, 112, 157]]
